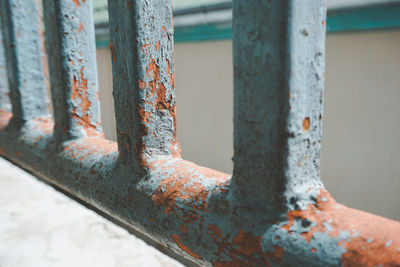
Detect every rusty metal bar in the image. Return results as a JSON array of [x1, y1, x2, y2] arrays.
[[108, 0, 180, 168], [231, 0, 326, 212], [0, 0, 399, 266], [43, 0, 102, 142], [0, 22, 11, 125], [0, 0, 50, 128]]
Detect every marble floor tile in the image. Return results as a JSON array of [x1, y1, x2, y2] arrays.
[[0, 157, 184, 267]]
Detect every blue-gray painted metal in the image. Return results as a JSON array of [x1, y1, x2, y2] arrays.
[[0, 21, 11, 113], [0, 0, 399, 266], [107, 0, 179, 168], [43, 0, 102, 143], [231, 0, 326, 212], [0, 0, 50, 127]]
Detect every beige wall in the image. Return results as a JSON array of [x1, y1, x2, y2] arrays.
[[96, 30, 400, 221]]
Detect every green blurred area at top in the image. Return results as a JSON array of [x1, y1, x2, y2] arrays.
[[93, 0, 229, 24]]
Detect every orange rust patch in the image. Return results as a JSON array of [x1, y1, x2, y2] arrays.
[[77, 22, 84, 33], [0, 110, 13, 129], [303, 117, 310, 131], [72, 0, 85, 8], [281, 189, 400, 266], [146, 59, 160, 80], [63, 137, 117, 161], [211, 229, 284, 267], [171, 234, 202, 260], [136, 57, 180, 165], [109, 41, 116, 63], [162, 26, 166, 33], [141, 43, 151, 54], [155, 41, 161, 51], [32, 117, 54, 135], [151, 159, 230, 215], [71, 67, 101, 137]]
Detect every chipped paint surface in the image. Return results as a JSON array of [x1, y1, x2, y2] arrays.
[[0, 26, 12, 130], [0, 0, 49, 128], [231, 0, 326, 213], [43, 0, 102, 142], [1, 0, 400, 266], [108, 0, 180, 169], [0, 26, 11, 118]]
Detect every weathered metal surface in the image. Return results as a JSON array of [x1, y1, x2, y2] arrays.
[[0, 0, 399, 266], [0, 0, 50, 128], [108, 0, 180, 168], [231, 0, 325, 213], [43, 0, 102, 142], [0, 22, 11, 125]]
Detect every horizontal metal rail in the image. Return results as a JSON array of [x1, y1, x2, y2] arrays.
[[0, 0, 399, 266]]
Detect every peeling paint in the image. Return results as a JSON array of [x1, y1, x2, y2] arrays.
[[0, 0, 50, 127], [171, 234, 203, 260], [108, 0, 180, 168], [43, 0, 102, 142], [1, 0, 399, 266]]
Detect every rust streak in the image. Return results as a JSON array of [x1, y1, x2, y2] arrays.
[[109, 41, 116, 63], [71, 67, 100, 136], [171, 234, 203, 260]]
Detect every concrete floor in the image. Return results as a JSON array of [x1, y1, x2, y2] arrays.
[[0, 157, 183, 267]]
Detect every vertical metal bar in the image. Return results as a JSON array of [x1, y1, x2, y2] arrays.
[[0, 0, 50, 128], [43, 0, 102, 142], [232, 0, 327, 211], [0, 21, 11, 114], [108, 0, 180, 167]]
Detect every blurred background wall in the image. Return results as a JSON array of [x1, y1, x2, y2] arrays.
[[96, 29, 400, 221]]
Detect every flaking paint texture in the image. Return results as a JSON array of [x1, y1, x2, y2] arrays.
[[43, 0, 102, 142], [0, 0, 399, 266], [0, 0, 50, 127], [108, 0, 180, 169]]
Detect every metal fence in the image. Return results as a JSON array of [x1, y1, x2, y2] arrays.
[[0, 0, 399, 266]]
